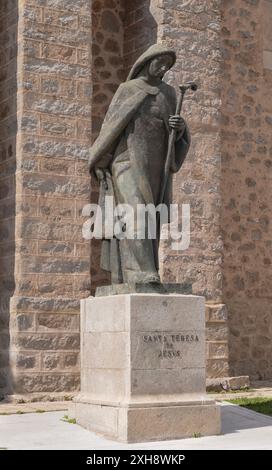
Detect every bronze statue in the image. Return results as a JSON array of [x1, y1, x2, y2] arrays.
[[88, 44, 192, 287]]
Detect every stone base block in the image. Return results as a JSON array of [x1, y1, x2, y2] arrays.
[[73, 294, 221, 443], [71, 396, 221, 443]]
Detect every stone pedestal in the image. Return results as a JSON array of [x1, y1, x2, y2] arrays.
[[71, 294, 221, 443]]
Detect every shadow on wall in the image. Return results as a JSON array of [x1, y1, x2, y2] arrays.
[[90, 0, 158, 295], [0, 1, 17, 396]]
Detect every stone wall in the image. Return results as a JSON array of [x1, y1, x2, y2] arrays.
[[88, 0, 229, 377], [0, 0, 231, 394], [0, 0, 18, 395], [123, 0, 158, 77], [7, 0, 92, 394], [158, 0, 272, 381], [1, 0, 272, 395], [89, 0, 159, 292], [156, 0, 229, 378], [90, 0, 124, 292], [221, 0, 272, 380], [88, 0, 231, 380]]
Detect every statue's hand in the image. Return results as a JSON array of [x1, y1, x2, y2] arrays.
[[95, 168, 106, 181], [169, 115, 186, 133], [95, 168, 109, 190]]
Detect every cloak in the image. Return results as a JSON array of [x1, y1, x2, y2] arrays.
[[88, 44, 190, 184]]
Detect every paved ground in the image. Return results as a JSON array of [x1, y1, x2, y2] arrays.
[[0, 401, 68, 415], [0, 402, 272, 450]]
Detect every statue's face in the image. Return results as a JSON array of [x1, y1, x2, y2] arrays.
[[149, 55, 173, 78]]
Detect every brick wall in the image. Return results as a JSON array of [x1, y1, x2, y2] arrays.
[[123, 0, 158, 77], [156, 0, 229, 378], [2, 0, 272, 395], [120, 0, 272, 381], [221, 0, 272, 380], [89, 0, 158, 293], [90, 0, 125, 293], [8, 0, 92, 394], [263, 0, 272, 70], [88, 0, 230, 380], [0, 0, 173, 396], [158, 0, 272, 380], [0, 0, 17, 395]]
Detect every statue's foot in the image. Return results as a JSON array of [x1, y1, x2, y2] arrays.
[[137, 273, 161, 285]]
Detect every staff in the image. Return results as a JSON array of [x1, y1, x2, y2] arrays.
[[158, 81, 198, 207]]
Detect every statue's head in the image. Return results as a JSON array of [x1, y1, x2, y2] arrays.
[[148, 54, 174, 79], [127, 44, 176, 81]]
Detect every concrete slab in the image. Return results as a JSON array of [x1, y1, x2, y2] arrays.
[[0, 402, 272, 449]]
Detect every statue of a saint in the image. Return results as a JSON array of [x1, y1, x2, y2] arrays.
[[88, 44, 191, 286]]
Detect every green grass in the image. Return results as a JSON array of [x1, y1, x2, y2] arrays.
[[35, 409, 45, 413], [62, 414, 76, 424], [64, 396, 72, 402], [228, 397, 272, 416], [208, 387, 252, 395]]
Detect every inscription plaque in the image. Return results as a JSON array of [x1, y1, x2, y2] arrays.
[[143, 333, 199, 360], [131, 330, 204, 370]]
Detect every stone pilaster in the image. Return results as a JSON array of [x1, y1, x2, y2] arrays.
[[8, 0, 92, 394]]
